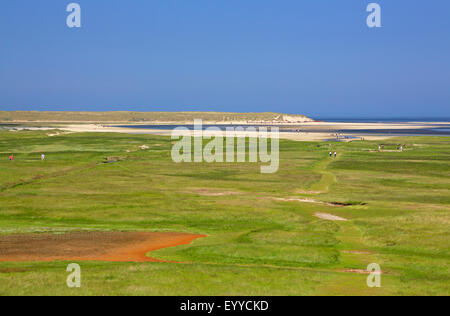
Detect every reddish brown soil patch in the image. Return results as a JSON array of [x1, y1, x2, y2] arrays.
[[0, 232, 206, 263]]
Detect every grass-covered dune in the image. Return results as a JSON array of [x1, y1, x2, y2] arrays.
[[0, 111, 312, 124], [0, 130, 448, 295]]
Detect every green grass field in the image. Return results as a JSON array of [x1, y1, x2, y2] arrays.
[[0, 130, 449, 296]]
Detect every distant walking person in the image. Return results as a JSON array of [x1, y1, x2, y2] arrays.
[[9, 154, 14, 161], [334, 152, 337, 158], [41, 154, 45, 161], [329, 151, 332, 157]]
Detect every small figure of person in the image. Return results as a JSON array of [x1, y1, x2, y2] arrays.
[[9, 154, 14, 161], [329, 151, 332, 157], [41, 154, 45, 161], [334, 152, 337, 158]]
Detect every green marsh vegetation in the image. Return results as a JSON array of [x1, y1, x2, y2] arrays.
[[0, 131, 448, 295]]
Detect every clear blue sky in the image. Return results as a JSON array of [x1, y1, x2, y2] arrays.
[[1, 0, 449, 118]]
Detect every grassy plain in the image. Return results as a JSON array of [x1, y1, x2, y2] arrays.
[[0, 130, 449, 295]]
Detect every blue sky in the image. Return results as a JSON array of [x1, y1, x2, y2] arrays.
[[1, 0, 449, 118]]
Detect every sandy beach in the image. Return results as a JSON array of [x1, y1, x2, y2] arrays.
[[3, 120, 448, 141], [45, 121, 449, 141]]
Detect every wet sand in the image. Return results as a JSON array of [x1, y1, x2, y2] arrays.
[[56, 123, 403, 141], [4, 121, 449, 141]]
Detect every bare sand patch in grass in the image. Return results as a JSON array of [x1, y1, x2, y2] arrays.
[[275, 197, 321, 204], [295, 190, 325, 195], [191, 189, 241, 197], [314, 213, 348, 221], [274, 197, 358, 207]]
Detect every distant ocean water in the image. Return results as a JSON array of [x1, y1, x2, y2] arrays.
[[116, 120, 450, 136]]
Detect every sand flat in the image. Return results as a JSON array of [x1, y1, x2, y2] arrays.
[[58, 123, 401, 141]]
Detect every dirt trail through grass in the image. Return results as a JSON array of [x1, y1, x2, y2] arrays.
[[0, 163, 99, 193], [317, 221, 388, 295], [309, 156, 337, 193], [304, 153, 388, 294]]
